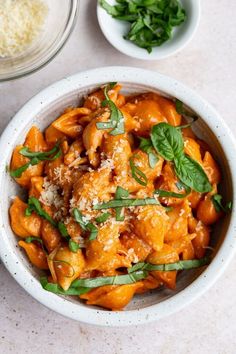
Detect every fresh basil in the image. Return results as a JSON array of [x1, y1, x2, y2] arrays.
[[93, 197, 160, 210], [100, 0, 186, 53], [73, 208, 98, 241], [95, 212, 111, 223], [174, 155, 212, 193], [96, 83, 125, 135], [10, 143, 61, 178], [114, 186, 129, 221], [154, 186, 191, 199], [139, 137, 159, 168], [211, 194, 232, 213], [129, 155, 148, 186], [69, 239, 81, 253], [128, 257, 210, 273], [58, 222, 69, 240], [25, 236, 43, 245], [71, 270, 148, 288], [151, 122, 212, 193], [151, 122, 184, 161], [26, 197, 57, 227], [40, 277, 90, 296]]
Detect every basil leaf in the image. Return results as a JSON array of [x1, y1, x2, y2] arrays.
[[129, 155, 148, 186], [40, 277, 90, 296], [73, 208, 87, 231], [25, 236, 43, 245], [69, 239, 81, 253], [87, 223, 98, 241], [26, 197, 57, 227], [95, 212, 111, 223], [139, 137, 159, 168], [128, 257, 210, 273], [93, 197, 160, 210], [10, 162, 31, 178], [154, 186, 191, 199], [174, 155, 212, 193], [151, 122, 184, 161], [96, 84, 125, 136], [71, 270, 148, 288], [114, 186, 129, 221], [211, 194, 232, 213], [58, 222, 69, 238]]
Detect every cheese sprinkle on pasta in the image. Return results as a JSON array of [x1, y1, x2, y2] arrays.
[[0, 0, 48, 58]]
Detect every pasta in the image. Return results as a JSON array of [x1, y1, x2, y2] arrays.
[[9, 83, 230, 311]]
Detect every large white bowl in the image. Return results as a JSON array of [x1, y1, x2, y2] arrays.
[[0, 67, 235, 327], [97, 0, 201, 60]]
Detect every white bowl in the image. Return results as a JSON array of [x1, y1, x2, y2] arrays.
[[0, 67, 236, 327], [97, 0, 201, 60]]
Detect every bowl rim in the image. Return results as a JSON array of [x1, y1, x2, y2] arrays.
[[0, 0, 80, 83], [0, 66, 236, 327], [97, 0, 201, 60]]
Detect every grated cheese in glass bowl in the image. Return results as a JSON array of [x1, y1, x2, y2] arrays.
[[0, 0, 79, 81]]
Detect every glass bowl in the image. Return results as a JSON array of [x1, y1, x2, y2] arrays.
[[0, 0, 79, 82]]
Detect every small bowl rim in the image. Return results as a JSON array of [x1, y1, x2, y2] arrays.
[[0, 0, 80, 83], [0, 66, 236, 327], [97, 0, 201, 60]]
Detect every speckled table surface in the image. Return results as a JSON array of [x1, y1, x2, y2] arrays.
[[0, 1, 236, 353]]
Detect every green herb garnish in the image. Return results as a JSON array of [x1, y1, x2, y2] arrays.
[[211, 194, 232, 213], [128, 257, 210, 273], [71, 270, 148, 288], [154, 185, 191, 199], [93, 197, 160, 210], [73, 208, 98, 241], [129, 154, 148, 186], [96, 83, 125, 135], [151, 123, 212, 193], [69, 239, 81, 253], [40, 277, 90, 296], [25, 236, 43, 245], [95, 212, 111, 223], [139, 137, 159, 168], [10, 143, 61, 178], [100, 0, 186, 53], [26, 197, 57, 227], [114, 186, 129, 221]]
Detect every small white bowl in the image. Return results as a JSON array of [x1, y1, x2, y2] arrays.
[[0, 67, 236, 327], [97, 0, 201, 60]]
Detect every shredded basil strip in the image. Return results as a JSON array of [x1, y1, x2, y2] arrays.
[[72, 270, 148, 288], [93, 197, 160, 210], [114, 186, 129, 221], [139, 137, 159, 168], [25, 236, 43, 245], [128, 257, 210, 273], [69, 239, 81, 253], [211, 194, 232, 213], [96, 83, 125, 135], [73, 208, 98, 241], [175, 99, 198, 128], [154, 185, 191, 199], [40, 277, 90, 296], [129, 155, 148, 186], [10, 143, 61, 178], [151, 122, 212, 193], [95, 212, 111, 223], [26, 197, 57, 227]]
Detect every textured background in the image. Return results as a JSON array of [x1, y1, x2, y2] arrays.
[[0, 1, 236, 353]]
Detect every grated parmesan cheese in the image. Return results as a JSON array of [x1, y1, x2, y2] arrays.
[[0, 0, 48, 58]]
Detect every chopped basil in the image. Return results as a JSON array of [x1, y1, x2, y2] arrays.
[[25, 236, 43, 245], [175, 99, 198, 128], [73, 208, 98, 241], [40, 277, 90, 296], [26, 197, 57, 227], [211, 194, 232, 213], [71, 270, 148, 288], [129, 155, 148, 186], [58, 222, 69, 239], [128, 257, 210, 273], [114, 186, 129, 221], [96, 83, 125, 135], [95, 212, 111, 223], [93, 197, 160, 210], [69, 239, 81, 253], [100, 0, 186, 53], [139, 137, 159, 168], [154, 185, 191, 199], [10, 143, 61, 178], [151, 122, 212, 193]]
